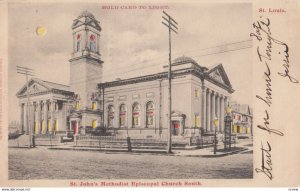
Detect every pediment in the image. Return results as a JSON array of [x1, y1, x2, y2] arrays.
[[207, 64, 232, 88], [209, 69, 224, 84], [171, 111, 185, 117], [16, 79, 51, 97], [70, 112, 82, 119]]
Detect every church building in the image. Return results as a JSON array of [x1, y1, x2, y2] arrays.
[[16, 11, 234, 138]]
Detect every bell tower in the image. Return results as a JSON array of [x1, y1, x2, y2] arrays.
[[69, 11, 103, 110]]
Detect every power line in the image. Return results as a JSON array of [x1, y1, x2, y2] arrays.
[[172, 39, 252, 56], [68, 43, 252, 85], [193, 46, 252, 58], [100, 45, 252, 80], [100, 39, 252, 77], [98, 40, 252, 79]]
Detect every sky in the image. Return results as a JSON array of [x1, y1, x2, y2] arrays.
[[8, 2, 252, 123]]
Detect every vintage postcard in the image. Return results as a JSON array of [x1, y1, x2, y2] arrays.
[[0, 0, 299, 188]]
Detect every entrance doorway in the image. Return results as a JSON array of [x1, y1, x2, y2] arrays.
[[172, 121, 180, 136], [71, 121, 78, 135]]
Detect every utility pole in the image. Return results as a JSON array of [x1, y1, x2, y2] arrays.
[[17, 65, 34, 148], [162, 11, 178, 153]]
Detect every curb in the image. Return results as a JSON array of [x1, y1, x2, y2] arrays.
[[47, 146, 248, 158], [184, 148, 248, 158]]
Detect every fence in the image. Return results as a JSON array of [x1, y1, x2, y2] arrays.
[[33, 134, 62, 146], [75, 135, 192, 151], [74, 134, 221, 151]]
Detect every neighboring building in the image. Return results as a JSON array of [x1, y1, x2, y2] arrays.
[[98, 57, 234, 138], [16, 11, 235, 138], [230, 101, 253, 136]]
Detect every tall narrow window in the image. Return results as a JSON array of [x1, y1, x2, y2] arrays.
[[132, 103, 141, 128], [76, 34, 81, 52], [92, 120, 97, 129], [195, 114, 200, 128], [119, 104, 127, 127], [89, 34, 96, 52], [146, 101, 155, 128], [92, 101, 97, 110], [195, 89, 200, 97], [107, 105, 115, 128]]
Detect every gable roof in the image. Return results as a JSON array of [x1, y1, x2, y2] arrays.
[[16, 78, 74, 98], [206, 63, 233, 90], [99, 57, 234, 93]]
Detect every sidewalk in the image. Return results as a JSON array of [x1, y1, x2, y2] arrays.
[[47, 143, 250, 158]]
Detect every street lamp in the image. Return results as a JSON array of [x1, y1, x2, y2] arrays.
[[224, 105, 232, 150], [226, 105, 232, 115], [213, 117, 219, 154]]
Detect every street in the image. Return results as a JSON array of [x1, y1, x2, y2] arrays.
[[8, 147, 252, 179]]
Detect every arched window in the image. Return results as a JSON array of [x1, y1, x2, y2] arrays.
[[119, 104, 127, 127], [76, 34, 81, 52], [107, 105, 115, 128], [132, 103, 141, 128], [146, 101, 155, 128], [89, 34, 96, 52]]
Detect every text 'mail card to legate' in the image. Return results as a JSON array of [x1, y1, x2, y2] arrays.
[[0, 0, 299, 188]]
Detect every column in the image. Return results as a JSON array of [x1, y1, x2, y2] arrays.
[[215, 94, 219, 132], [43, 100, 47, 134], [73, 33, 75, 52], [29, 102, 34, 135], [20, 104, 24, 133], [97, 34, 100, 53], [50, 100, 56, 133], [85, 29, 88, 50], [224, 96, 228, 110], [206, 89, 211, 132], [24, 103, 28, 134], [36, 102, 41, 134], [62, 102, 67, 133], [220, 95, 224, 132], [69, 120, 72, 133], [201, 86, 206, 130], [211, 91, 215, 132]]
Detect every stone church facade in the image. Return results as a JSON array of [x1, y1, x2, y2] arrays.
[[16, 11, 234, 138]]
